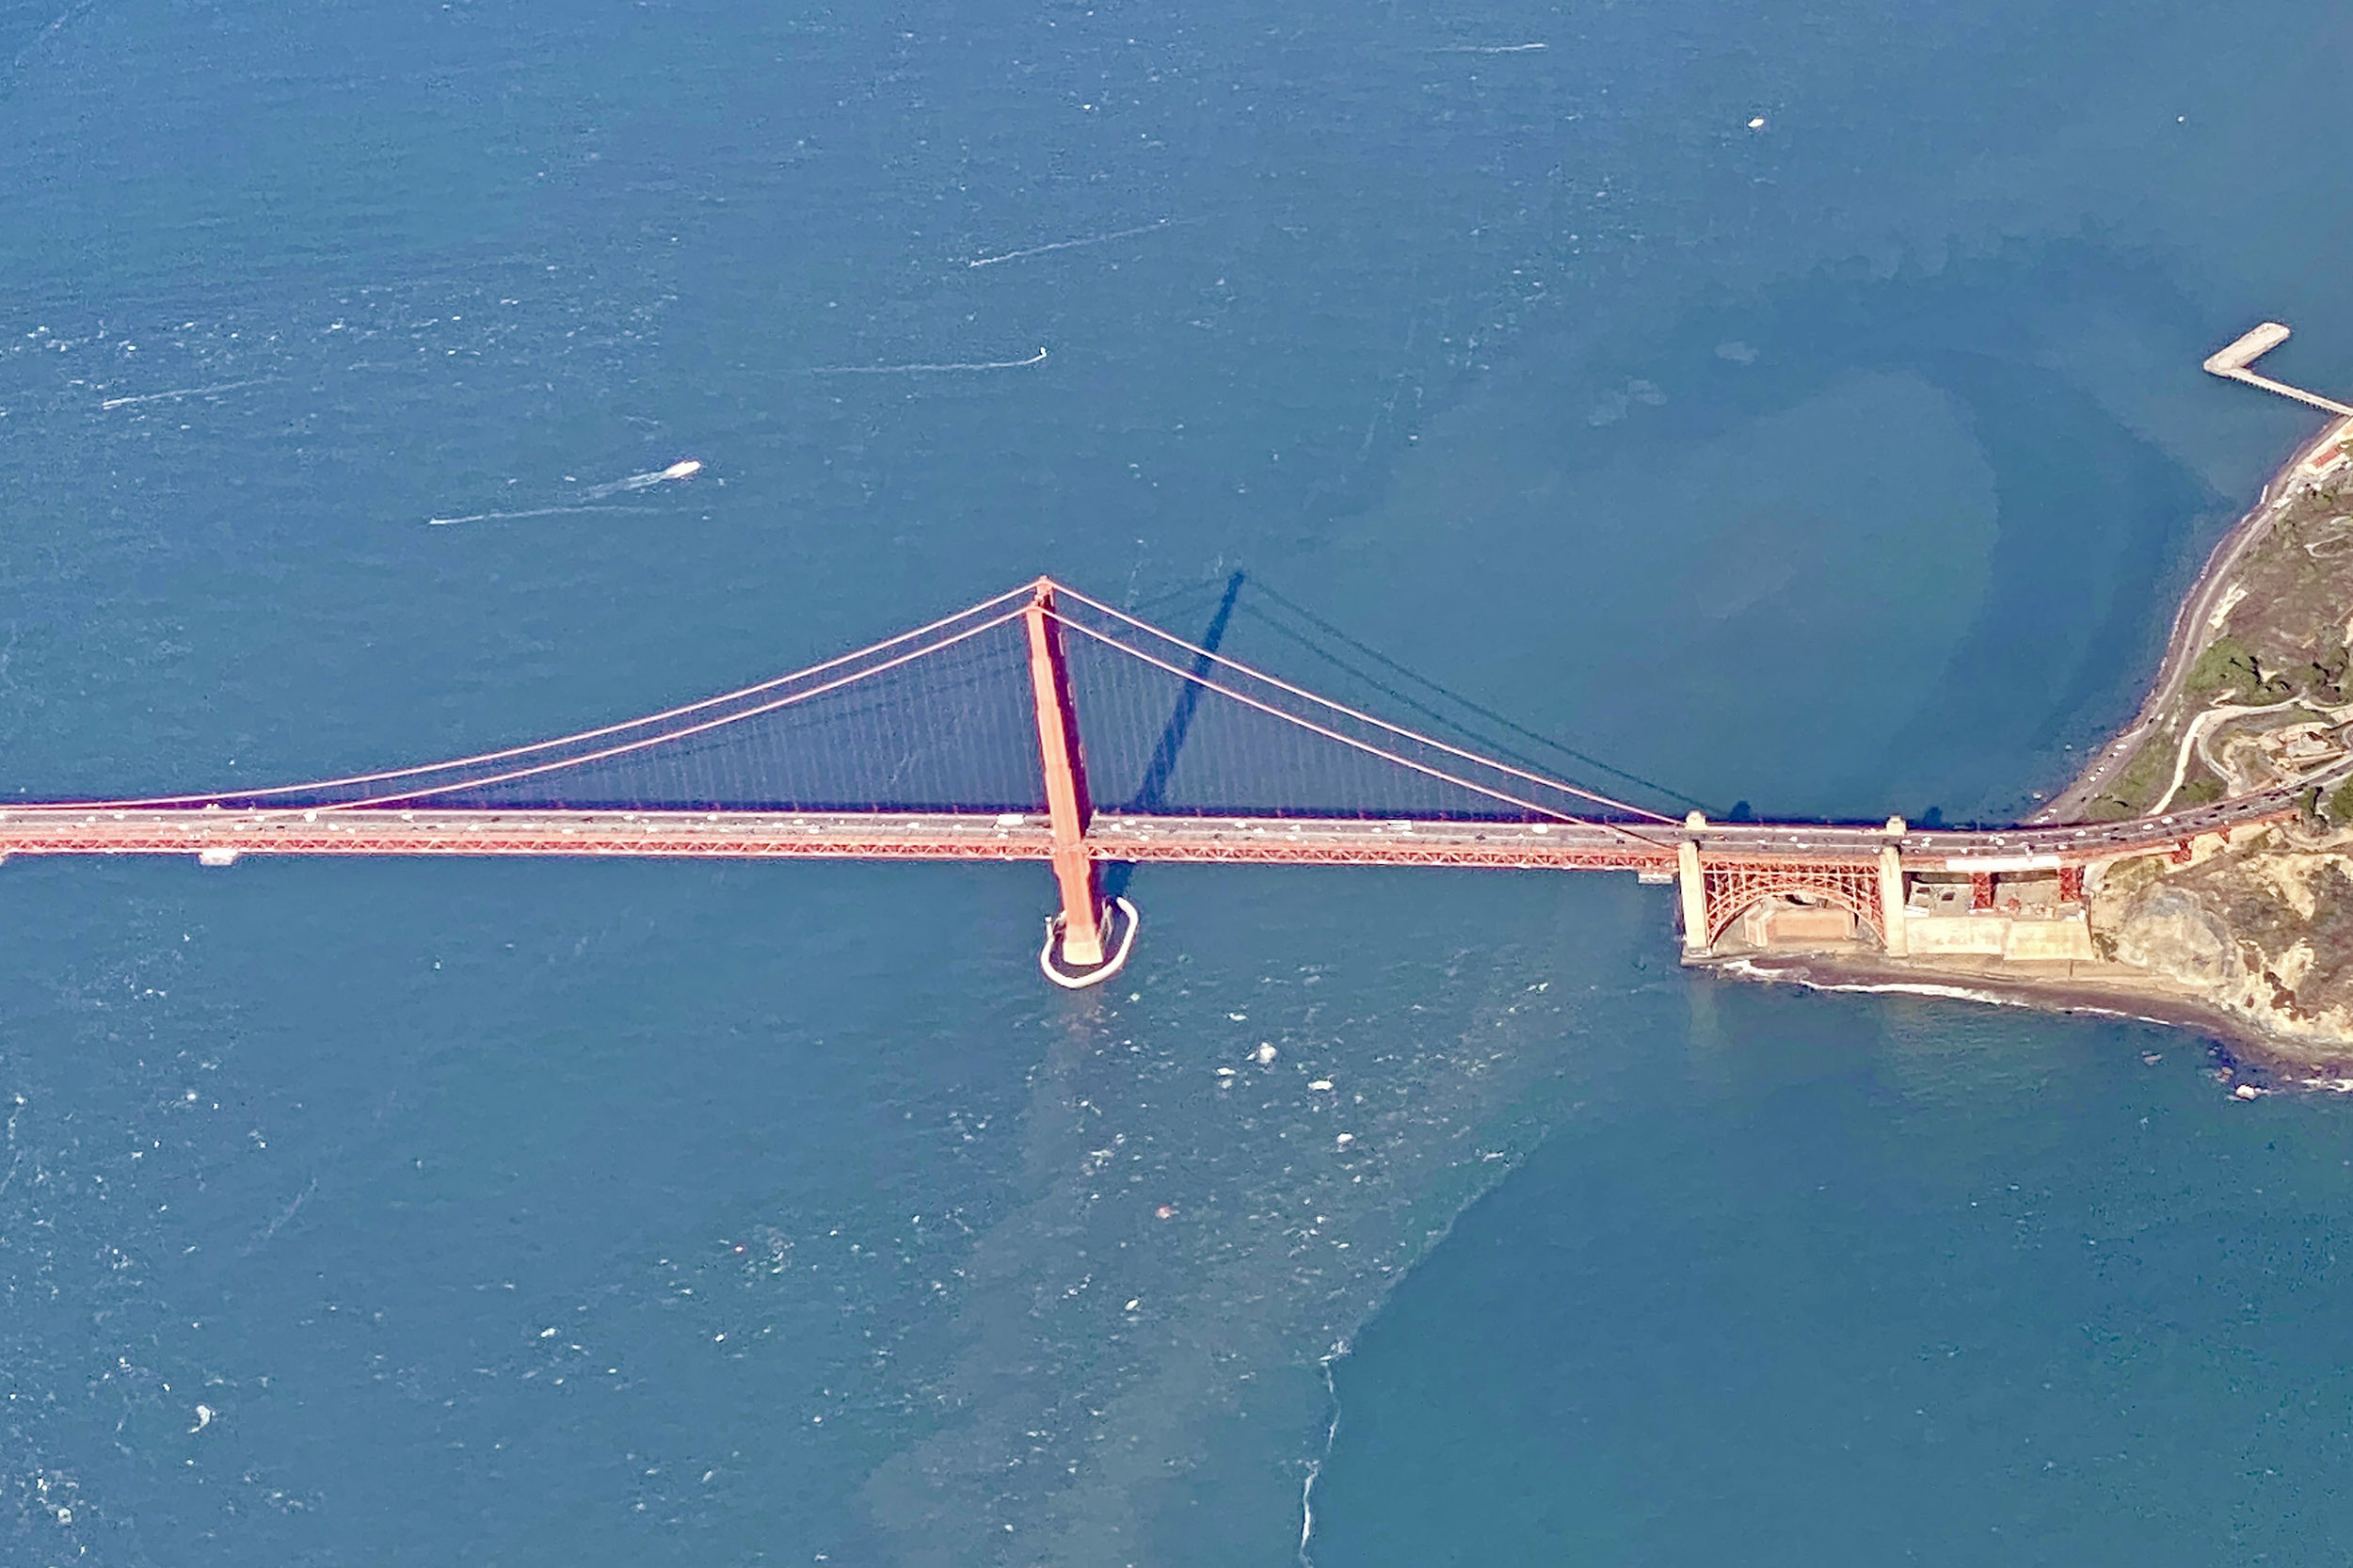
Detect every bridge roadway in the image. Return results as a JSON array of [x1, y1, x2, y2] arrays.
[[0, 789, 2299, 870]]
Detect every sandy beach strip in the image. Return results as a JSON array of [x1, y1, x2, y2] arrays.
[[1689, 949, 2349, 1082]]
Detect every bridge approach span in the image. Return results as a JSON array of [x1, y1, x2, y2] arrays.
[[0, 805, 2285, 872]]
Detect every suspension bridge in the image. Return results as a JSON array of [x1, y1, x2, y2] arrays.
[[0, 578, 2292, 985]]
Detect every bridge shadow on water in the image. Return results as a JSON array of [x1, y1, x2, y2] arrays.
[[1096, 570, 1708, 900], [1100, 570, 1244, 902]]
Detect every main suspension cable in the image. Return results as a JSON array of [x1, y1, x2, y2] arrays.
[[1048, 584, 1680, 824]]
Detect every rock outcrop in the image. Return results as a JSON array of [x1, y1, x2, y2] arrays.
[[2094, 830, 2353, 1057]]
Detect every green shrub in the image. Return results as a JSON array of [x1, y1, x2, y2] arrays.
[[2188, 636, 2255, 697], [2177, 776, 2225, 807], [2187, 636, 2294, 703]]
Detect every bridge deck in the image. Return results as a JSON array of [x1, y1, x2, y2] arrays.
[[0, 804, 2276, 870]]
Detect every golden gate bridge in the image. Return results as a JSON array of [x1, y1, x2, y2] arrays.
[[0, 578, 2282, 986]]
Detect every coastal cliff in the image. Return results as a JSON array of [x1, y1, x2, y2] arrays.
[[2091, 822, 2353, 1061]]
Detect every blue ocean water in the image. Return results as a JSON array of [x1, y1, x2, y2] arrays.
[[4, 0, 2352, 1562]]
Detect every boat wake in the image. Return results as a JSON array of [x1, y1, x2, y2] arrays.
[[968, 220, 1189, 269], [99, 377, 273, 410], [428, 459, 700, 524], [801, 348, 1048, 375], [580, 458, 703, 499], [426, 504, 660, 527]]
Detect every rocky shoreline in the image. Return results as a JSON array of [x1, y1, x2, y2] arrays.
[[1692, 949, 2327, 1092]]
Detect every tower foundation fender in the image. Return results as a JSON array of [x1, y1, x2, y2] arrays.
[[1041, 895, 1141, 989]]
